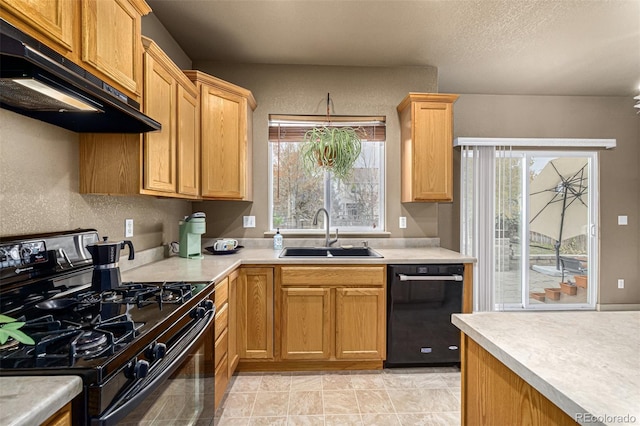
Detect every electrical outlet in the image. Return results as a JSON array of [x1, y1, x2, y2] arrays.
[[125, 219, 134, 237], [618, 215, 628, 225], [618, 279, 625, 289], [243, 216, 256, 228], [399, 216, 407, 229]]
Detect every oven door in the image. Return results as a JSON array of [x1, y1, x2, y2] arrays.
[[92, 302, 216, 426]]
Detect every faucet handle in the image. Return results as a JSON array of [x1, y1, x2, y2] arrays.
[[328, 228, 339, 247]]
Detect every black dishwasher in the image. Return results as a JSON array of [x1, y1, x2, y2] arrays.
[[385, 264, 464, 367]]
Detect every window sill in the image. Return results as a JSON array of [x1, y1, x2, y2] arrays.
[[263, 230, 391, 238]]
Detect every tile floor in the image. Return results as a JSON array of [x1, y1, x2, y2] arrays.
[[214, 367, 461, 425]]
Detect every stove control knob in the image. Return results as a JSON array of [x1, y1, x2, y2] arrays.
[[203, 299, 214, 311], [145, 342, 167, 361], [125, 359, 150, 380], [192, 306, 206, 319]]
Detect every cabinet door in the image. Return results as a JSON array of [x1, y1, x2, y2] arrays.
[[238, 268, 274, 359], [200, 86, 247, 199], [227, 270, 239, 375], [142, 51, 176, 193], [81, 0, 146, 97], [281, 287, 331, 360], [0, 0, 75, 54], [410, 101, 454, 201], [335, 288, 385, 360], [177, 83, 199, 196]]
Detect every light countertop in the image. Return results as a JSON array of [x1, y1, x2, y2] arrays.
[[121, 246, 475, 283], [452, 311, 640, 425], [0, 376, 82, 426]]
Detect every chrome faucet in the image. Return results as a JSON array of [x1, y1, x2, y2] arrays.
[[313, 208, 338, 247]]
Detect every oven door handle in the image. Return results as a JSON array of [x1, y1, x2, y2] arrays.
[[397, 274, 463, 282], [93, 305, 215, 426]]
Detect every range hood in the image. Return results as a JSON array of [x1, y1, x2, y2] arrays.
[[0, 19, 161, 133]]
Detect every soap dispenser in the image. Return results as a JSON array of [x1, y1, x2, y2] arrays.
[[273, 228, 283, 250]]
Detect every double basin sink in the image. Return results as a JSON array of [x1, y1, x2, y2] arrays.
[[279, 246, 383, 258]]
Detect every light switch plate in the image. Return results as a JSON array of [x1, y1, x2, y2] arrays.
[[243, 216, 256, 228], [618, 215, 628, 225], [125, 219, 134, 237], [399, 217, 407, 229], [618, 279, 625, 289]]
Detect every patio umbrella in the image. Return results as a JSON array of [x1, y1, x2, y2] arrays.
[[529, 157, 589, 269]]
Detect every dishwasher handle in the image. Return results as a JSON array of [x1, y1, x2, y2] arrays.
[[397, 274, 463, 282]]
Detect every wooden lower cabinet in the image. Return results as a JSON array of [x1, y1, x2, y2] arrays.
[[281, 287, 331, 360], [335, 287, 385, 360], [214, 353, 229, 410], [227, 269, 239, 374], [213, 277, 229, 410], [278, 265, 386, 365], [212, 270, 241, 410], [42, 402, 72, 426], [238, 267, 274, 359], [461, 335, 578, 426]]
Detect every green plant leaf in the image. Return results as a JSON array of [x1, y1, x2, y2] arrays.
[[0, 314, 17, 323], [0, 314, 35, 345], [1, 321, 26, 330], [2, 329, 35, 345]]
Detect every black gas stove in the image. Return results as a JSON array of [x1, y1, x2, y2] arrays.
[[0, 229, 216, 425]]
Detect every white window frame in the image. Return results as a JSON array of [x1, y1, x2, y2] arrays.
[[268, 140, 386, 233]]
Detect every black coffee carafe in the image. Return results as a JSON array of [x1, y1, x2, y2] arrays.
[[86, 237, 134, 292]]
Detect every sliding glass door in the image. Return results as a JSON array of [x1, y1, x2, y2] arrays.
[[462, 147, 598, 311]]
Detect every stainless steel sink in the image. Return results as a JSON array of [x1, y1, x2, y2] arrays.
[[279, 246, 383, 258]]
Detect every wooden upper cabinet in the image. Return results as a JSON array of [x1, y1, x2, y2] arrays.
[[140, 37, 199, 198], [184, 71, 257, 201], [143, 43, 176, 194], [79, 37, 199, 199], [397, 93, 459, 202], [0, 0, 76, 54], [1, 0, 149, 100], [177, 84, 200, 197], [81, 0, 150, 99]]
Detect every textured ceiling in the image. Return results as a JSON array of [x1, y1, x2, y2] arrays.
[[147, 0, 640, 96]]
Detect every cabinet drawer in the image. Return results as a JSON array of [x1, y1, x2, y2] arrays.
[[214, 353, 229, 410], [281, 266, 385, 286], [215, 277, 229, 310], [214, 327, 228, 368], [215, 303, 229, 341]]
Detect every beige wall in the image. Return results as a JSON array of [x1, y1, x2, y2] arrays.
[[0, 109, 191, 251], [451, 94, 640, 307], [191, 63, 441, 241], [142, 13, 193, 70]]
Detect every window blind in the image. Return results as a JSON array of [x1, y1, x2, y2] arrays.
[[268, 114, 386, 142]]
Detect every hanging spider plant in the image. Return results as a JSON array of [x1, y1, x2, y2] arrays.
[[300, 126, 362, 181]]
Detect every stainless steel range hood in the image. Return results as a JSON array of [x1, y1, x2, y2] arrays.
[[0, 19, 161, 133]]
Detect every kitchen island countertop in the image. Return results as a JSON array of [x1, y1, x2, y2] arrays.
[[452, 311, 640, 425], [0, 376, 82, 426], [121, 246, 475, 283]]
